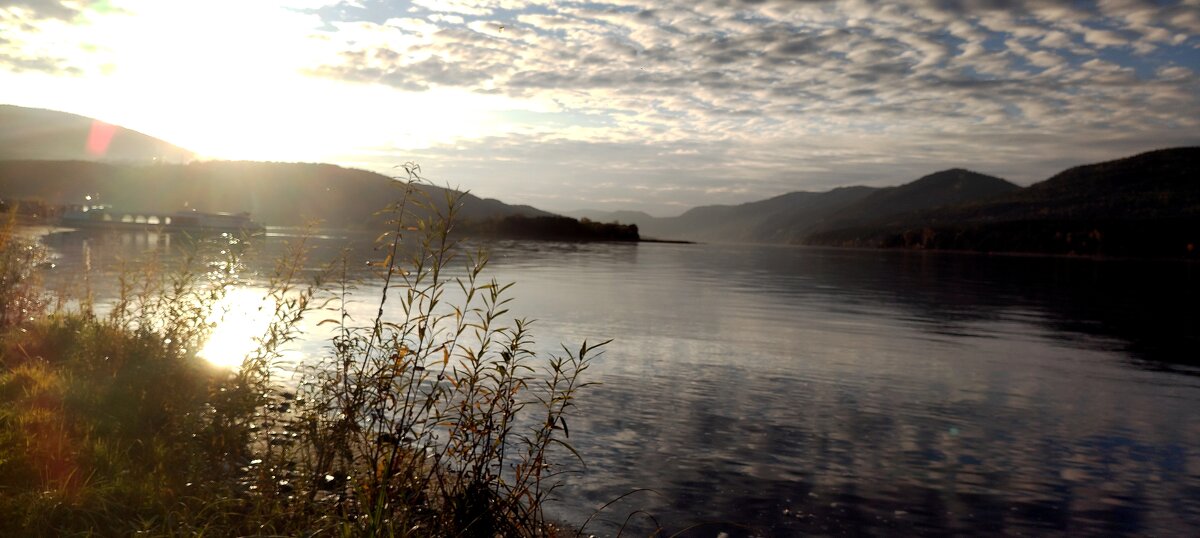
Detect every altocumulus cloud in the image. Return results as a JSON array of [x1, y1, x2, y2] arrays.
[[0, 0, 119, 74], [300, 0, 1200, 214]]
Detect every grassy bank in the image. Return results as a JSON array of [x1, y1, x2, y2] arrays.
[[0, 180, 601, 537], [0, 314, 255, 535]]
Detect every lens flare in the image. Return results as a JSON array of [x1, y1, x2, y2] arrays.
[[85, 120, 117, 157]]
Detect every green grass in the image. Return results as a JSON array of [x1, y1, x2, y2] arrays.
[[0, 314, 244, 536], [0, 179, 602, 537]]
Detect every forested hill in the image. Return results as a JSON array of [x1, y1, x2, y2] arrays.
[[575, 147, 1197, 257], [0, 160, 553, 230], [761, 169, 1018, 243], [805, 147, 1200, 258], [604, 168, 1017, 243], [0, 105, 635, 241], [0, 105, 193, 163]]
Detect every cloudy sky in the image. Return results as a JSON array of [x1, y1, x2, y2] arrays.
[[2, 0, 1198, 215]]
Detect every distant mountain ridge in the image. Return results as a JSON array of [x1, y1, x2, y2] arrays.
[[0, 160, 553, 230], [0, 105, 194, 162], [581, 147, 1199, 257], [594, 168, 1019, 243], [822, 169, 1020, 228], [807, 147, 1200, 257]]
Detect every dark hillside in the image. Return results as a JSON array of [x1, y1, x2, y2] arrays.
[[460, 215, 639, 241], [640, 187, 878, 242], [630, 170, 1014, 244], [0, 160, 552, 229], [752, 186, 878, 243], [968, 146, 1200, 221], [807, 147, 1200, 257], [662, 191, 822, 241], [824, 169, 1019, 229]]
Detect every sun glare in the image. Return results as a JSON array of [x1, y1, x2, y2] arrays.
[[0, 0, 549, 163], [198, 287, 275, 370]]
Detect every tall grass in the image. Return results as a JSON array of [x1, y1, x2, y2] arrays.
[[0, 214, 266, 535], [0, 205, 48, 326], [290, 169, 601, 536], [0, 175, 601, 536]]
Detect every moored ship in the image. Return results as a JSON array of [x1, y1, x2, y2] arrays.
[[60, 206, 265, 234]]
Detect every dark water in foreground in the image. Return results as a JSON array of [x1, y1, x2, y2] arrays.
[[33, 228, 1200, 536]]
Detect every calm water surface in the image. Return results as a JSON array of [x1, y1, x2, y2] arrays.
[[34, 228, 1200, 536]]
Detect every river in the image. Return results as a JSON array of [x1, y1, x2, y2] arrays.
[[31, 227, 1200, 536]]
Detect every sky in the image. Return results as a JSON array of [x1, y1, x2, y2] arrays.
[[1, 0, 1198, 216]]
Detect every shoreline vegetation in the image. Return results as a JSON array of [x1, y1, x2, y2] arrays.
[[0, 177, 609, 537], [0, 197, 643, 244]]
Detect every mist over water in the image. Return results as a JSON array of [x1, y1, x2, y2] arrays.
[[35, 228, 1200, 536]]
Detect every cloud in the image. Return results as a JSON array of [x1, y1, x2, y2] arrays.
[[0, 2, 97, 74], [299, 0, 1200, 212], [1081, 27, 1129, 48], [1, 0, 82, 20], [310, 1, 1194, 123], [0, 50, 80, 74], [410, 0, 491, 16]]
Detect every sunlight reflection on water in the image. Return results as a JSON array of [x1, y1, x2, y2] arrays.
[[197, 287, 275, 370], [31, 229, 1200, 537]]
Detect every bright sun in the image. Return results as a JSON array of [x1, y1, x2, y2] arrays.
[[1, 0, 537, 164]]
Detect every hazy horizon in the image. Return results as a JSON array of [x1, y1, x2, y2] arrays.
[[3, 104, 1190, 219]]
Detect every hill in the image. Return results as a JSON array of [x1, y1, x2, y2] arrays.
[[612, 169, 1015, 244], [578, 147, 1196, 257], [816, 169, 1018, 230], [0, 160, 553, 230], [577, 188, 879, 242], [0, 106, 634, 240], [662, 187, 876, 243], [0, 105, 193, 162], [806, 147, 1200, 257]]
